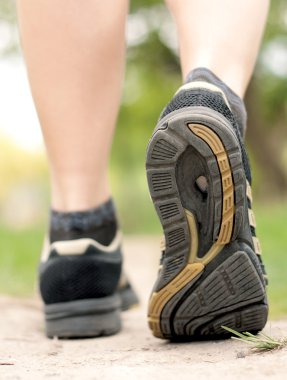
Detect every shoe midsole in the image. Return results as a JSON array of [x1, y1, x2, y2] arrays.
[[44, 294, 122, 338], [45, 293, 121, 320]]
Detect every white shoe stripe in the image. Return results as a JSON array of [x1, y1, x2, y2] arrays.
[[40, 230, 122, 262], [175, 81, 231, 111]]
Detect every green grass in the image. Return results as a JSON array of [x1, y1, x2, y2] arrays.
[[0, 225, 43, 296], [222, 326, 287, 352], [254, 202, 287, 318], [0, 202, 286, 320]]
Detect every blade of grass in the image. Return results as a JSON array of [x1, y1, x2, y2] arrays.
[[221, 325, 287, 353]]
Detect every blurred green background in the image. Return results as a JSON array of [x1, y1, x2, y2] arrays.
[[0, 1, 286, 318]]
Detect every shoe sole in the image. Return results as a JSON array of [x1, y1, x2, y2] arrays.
[[44, 284, 139, 339], [44, 294, 121, 338], [146, 106, 268, 339]]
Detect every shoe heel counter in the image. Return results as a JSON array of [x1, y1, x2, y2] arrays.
[[39, 248, 122, 305]]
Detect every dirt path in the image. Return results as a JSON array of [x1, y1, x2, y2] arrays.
[[0, 237, 286, 380]]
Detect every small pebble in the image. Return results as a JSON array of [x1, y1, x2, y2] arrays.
[[236, 351, 246, 359]]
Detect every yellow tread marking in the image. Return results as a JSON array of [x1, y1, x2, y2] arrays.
[[148, 263, 204, 337], [190, 124, 235, 244], [148, 210, 201, 338], [185, 210, 199, 262], [185, 209, 224, 266], [192, 129, 222, 153], [217, 151, 227, 159]]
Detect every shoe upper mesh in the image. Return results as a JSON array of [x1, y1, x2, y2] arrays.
[[39, 249, 122, 304], [160, 89, 252, 184]]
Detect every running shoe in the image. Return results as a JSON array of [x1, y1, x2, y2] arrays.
[[39, 231, 139, 338], [146, 78, 268, 339]]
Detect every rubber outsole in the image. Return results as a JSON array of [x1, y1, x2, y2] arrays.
[[45, 294, 121, 339], [44, 283, 139, 339], [146, 106, 268, 339]]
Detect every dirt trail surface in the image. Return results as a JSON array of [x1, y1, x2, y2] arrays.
[[0, 237, 286, 380]]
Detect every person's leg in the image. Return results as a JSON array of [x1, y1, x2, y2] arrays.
[[17, 0, 139, 339], [166, 0, 269, 97], [17, 0, 128, 212], [147, 1, 269, 339]]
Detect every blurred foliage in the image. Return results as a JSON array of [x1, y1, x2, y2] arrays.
[[245, 0, 287, 197], [0, 0, 19, 56], [255, 202, 287, 318], [0, 135, 47, 200], [0, 1, 16, 23], [0, 225, 43, 295]]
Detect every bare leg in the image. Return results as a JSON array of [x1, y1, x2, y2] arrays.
[[166, 0, 269, 96], [17, 0, 128, 211]]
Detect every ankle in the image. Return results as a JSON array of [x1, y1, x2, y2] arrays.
[[50, 176, 111, 212], [49, 198, 118, 245]]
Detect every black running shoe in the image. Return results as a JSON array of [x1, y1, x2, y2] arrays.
[[146, 80, 268, 340], [39, 231, 139, 338]]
